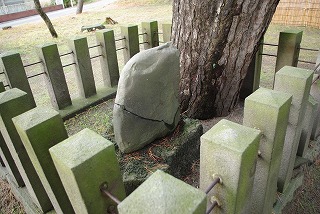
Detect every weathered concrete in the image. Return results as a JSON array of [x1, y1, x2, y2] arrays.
[[118, 170, 206, 214], [13, 107, 74, 214], [0, 83, 4, 166], [243, 87, 292, 214], [37, 43, 72, 109], [297, 95, 318, 157], [141, 21, 159, 49], [240, 38, 263, 99], [121, 25, 139, 63], [50, 128, 126, 214], [200, 119, 261, 214], [274, 66, 313, 192], [69, 36, 96, 98], [0, 52, 36, 107], [0, 82, 4, 92], [310, 74, 320, 140], [96, 29, 119, 87], [162, 23, 172, 43], [0, 89, 52, 212], [275, 30, 303, 72], [113, 43, 180, 153]]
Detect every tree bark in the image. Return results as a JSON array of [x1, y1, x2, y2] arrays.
[[76, 0, 84, 14], [34, 0, 58, 38], [172, 0, 279, 119]]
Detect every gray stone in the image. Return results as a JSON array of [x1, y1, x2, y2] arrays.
[[118, 170, 207, 214], [113, 43, 180, 153]]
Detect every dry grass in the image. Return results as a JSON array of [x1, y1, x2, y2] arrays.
[[0, 179, 25, 214]]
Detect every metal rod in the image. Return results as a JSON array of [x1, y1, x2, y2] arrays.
[[206, 201, 218, 214], [260, 53, 277, 57], [138, 32, 147, 36], [298, 59, 316, 65], [116, 47, 126, 51], [89, 44, 101, 49], [27, 72, 45, 79], [205, 177, 221, 194], [23, 61, 42, 67], [261, 42, 278, 47], [115, 37, 125, 42], [4, 84, 9, 88], [60, 51, 73, 57], [298, 47, 319, 52], [100, 184, 121, 205], [90, 54, 102, 59], [0, 72, 4, 75], [62, 62, 76, 67], [139, 42, 149, 45]]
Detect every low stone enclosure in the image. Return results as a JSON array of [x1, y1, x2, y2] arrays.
[[0, 21, 320, 213]]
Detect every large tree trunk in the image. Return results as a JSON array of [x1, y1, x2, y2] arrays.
[[34, 0, 58, 38], [172, 0, 279, 119]]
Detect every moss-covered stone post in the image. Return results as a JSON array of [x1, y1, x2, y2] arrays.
[[37, 43, 72, 109], [118, 170, 206, 214], [0, 89, 52, 212], [49, 128, 126, 214], [0, 83, 4, 167], [69, 36, 96, 98], [0, 52, 36, 107], [274, 66, 313, 192], [13, 107, 74, 214], [310, 74, 320, 140], [121, 25, 139, 64], [240, 38, 263, 99], [275, 30, 303, 72], [200, 119, 261, 214], [96, 29, 119, 87], [0, 82, 5, 92], [162, 23, 172, 43], [141, 21, 159, 49], [243, 88, 292, 214], [297, 96, 318, 157]]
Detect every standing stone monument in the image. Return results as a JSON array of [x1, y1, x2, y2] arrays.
[[113, 43, 180, 153]]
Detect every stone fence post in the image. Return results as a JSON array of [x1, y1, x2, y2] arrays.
[[13, 107, 74, 214], [275, 30, 303, 72], [49, 128, 126, 214], [240, 38, 263, 99], [141, 21, 159, 49], [37, 43, 72, 110], [200, 119, 261, 214], [162, 23, 172, 43], [118, 170, 206, 214], [96, 29, 120, 87], [69, 36, 96, 98], [0, 52, 36, 107], [274, 66, 313, 192], [121, 25, 139, 64], [297, 95, 318, 157], [0, 88, 52, 212], [243, 87, 292, 214]]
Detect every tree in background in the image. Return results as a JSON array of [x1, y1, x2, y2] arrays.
[[172, 0, 279, 119], [34, 0, 58, 38], [76, 0, 84, 14]]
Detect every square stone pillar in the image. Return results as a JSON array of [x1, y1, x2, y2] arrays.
[[141, 21, 159, 49], [0, 89, 52, 212], [200, 119, 261, 214], [162, 23, 172, 43], [13, 107, 74, 214], [275, 30, 303, 72], [274, 66, 313, 192], [121, 25, 139, 63], [49, 128, 126, 214], [69, 36, 96, 98], [118, 170, 206, 214], [297, 95, 318, 157], [243, 87, 292, 214], [96, 29, 119, 87]]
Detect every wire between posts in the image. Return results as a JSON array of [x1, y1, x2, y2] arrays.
[[100, 182, 121, 205], [23, 61, 42, 68]]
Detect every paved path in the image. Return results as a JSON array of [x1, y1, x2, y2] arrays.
[[0, 0, 117, 28]]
